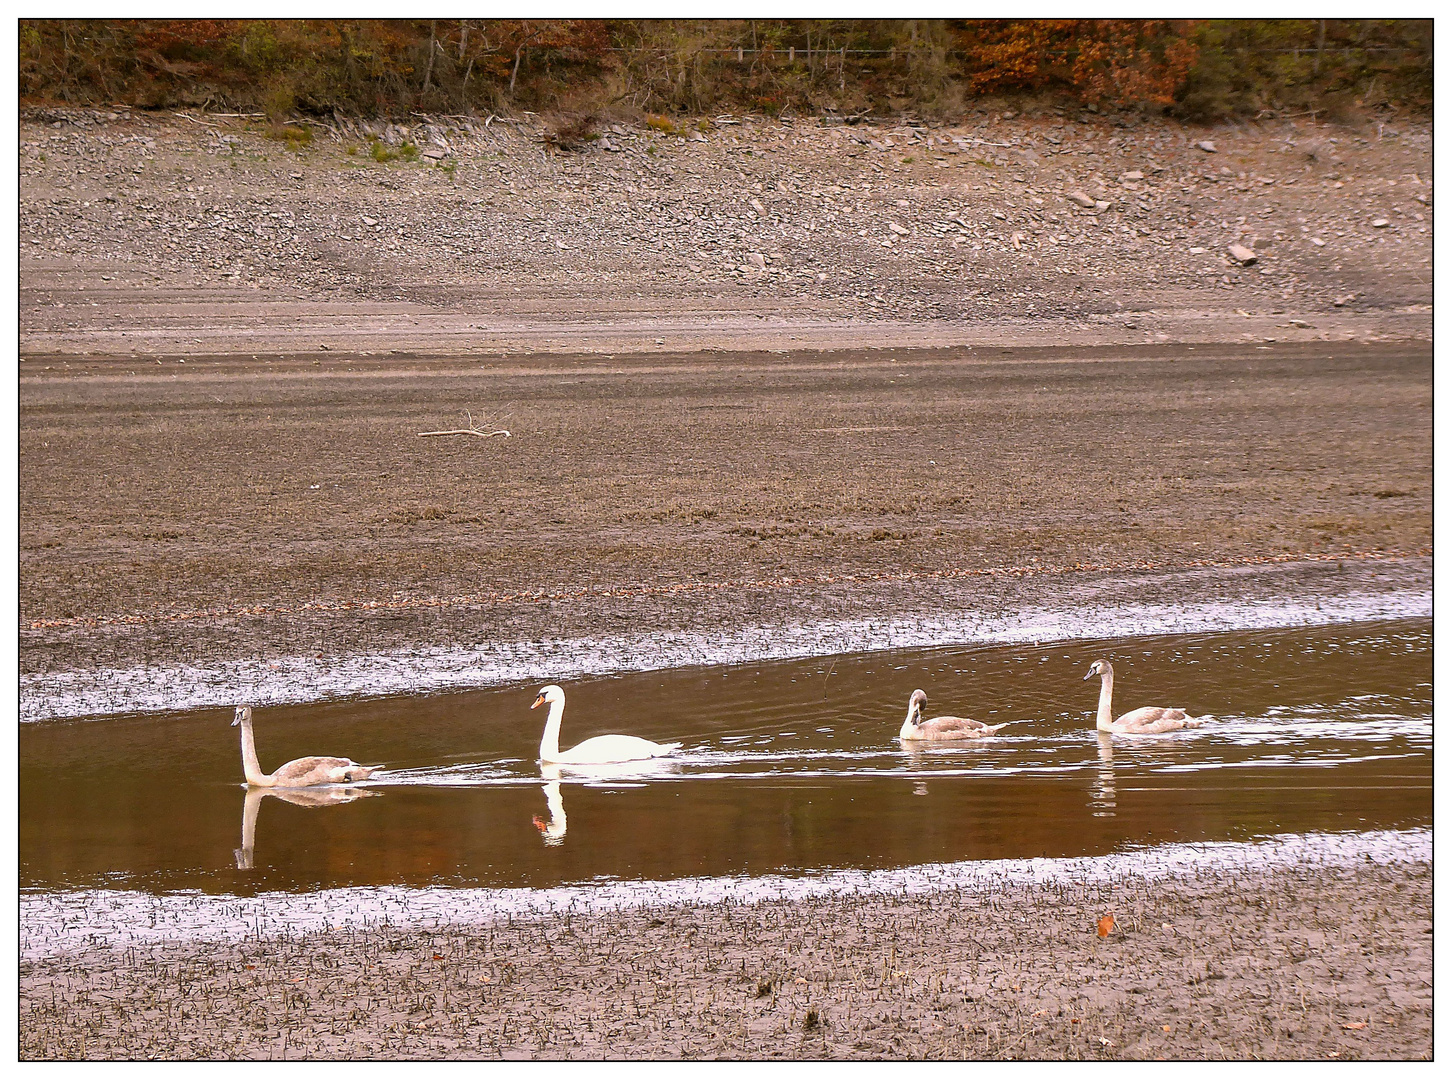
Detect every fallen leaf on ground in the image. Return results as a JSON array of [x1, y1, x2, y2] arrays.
[[1098, 914, 1116, 937], [1162, 1025, 1172, 1032]]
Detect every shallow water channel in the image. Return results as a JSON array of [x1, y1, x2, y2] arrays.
[[21, 618, 1431, 898]]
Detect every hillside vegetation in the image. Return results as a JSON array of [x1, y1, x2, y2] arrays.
[[21, 19, 1431, 124]]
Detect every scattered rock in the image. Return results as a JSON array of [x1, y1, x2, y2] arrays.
[[1120, 170, 1145, 181], [1196, 140, 1217, 153], [1310, 238, 1326, 247], [746, 252, 766, 269], [1066, 190, 1096, 209], [1228, 244, 1258, 265], [888, 222, 909, 236], [1371, 218, 1390, 228], [749, 197, 765, 214]]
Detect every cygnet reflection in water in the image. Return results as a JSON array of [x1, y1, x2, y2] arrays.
[[234, 784, 378, 870], [1091, 732, 1117, 818]]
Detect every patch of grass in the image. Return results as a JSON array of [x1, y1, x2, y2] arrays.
[[646, 113, 679, 135], [435, 159, 457, 177], [263, 122, 312, 150], [369, 140, 398, 163], [398, 142, 419, 161]]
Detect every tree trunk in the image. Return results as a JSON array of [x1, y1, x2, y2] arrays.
[[422, 19, 437, 93]]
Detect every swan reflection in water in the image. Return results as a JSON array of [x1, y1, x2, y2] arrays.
[[1091, 732, 1117, 818], [532, 758, 681, 847], [234, 784, 378, 870]]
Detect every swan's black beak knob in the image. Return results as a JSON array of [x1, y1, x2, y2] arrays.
[[1083, 669, 1095, 681]]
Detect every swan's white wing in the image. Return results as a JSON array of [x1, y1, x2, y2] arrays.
[[554, 734, 679, 764]]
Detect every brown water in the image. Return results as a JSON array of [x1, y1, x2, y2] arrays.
[[20, 619, 1430, 897]]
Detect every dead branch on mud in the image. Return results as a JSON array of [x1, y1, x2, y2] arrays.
[[418, 410, 511, 439]]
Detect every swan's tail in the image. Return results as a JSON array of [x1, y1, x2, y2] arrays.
[[655, 742, 684, 756], [1182, 715, 1210, 728]]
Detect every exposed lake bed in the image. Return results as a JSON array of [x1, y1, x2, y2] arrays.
[[19, 339, 1432, 1059]]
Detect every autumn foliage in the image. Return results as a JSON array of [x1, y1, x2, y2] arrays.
[[18, 18, 1431, 120]]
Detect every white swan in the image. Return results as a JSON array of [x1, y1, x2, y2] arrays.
[[1083, 660, 1205, 734], [899, 689, 1020, 741], [233, 705, 383, 787], [531, 684, 682, 764]]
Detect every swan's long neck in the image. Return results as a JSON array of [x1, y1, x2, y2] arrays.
[[238, 718, 272, 786], [1096, 672, 1115, 731], [539, 698, 565, 761], [900, 699, 920, 740]]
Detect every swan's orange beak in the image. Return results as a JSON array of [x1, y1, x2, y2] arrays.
[[531, 693, 546, 710], [533, 815, 549, 832]]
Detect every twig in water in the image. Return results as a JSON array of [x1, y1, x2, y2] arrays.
[[822, 659, 838, 698]]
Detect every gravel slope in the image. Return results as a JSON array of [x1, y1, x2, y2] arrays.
[[19, 106, 1431, 356]]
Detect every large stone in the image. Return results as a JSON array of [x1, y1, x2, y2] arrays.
[[1227, 244, 1257, 264], [1067, 190, 1096, 208], [1196, 140, 1217, 153]]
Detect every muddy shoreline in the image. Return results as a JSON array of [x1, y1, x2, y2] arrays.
[[18, 556, 1431, 722], [19, 341, 1432, 701], [20, 831, 1432, 1060]]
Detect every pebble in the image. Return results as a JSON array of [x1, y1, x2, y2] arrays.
[[1227, 244, 1258, 264], [1196, 140, 1217, 153]]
